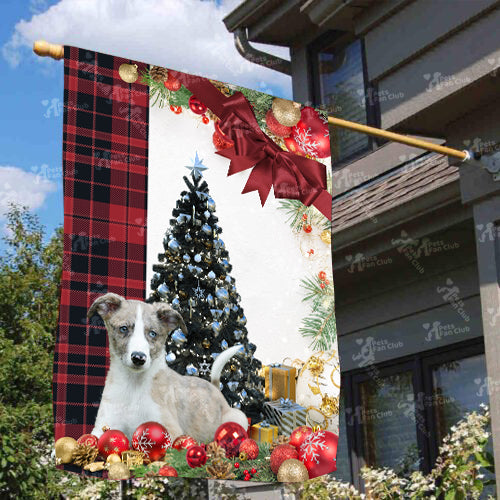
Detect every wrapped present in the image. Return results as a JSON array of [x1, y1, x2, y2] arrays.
[[250, 420, 279, 444], [263, 398, 307, 435], [263, 364, 296, 400]]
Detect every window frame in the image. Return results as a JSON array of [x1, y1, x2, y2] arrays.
[[308, 31, 383, 167], [338, 337, 486, 491]]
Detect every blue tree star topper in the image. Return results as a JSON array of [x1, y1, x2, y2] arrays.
[[185, 152, 208, 180]]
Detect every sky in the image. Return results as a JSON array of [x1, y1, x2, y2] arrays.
[[0, 0, 291, 246]]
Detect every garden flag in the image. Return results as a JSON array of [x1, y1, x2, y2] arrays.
[[54, 46, 339, 482]]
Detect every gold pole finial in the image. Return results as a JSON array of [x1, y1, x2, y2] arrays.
[[33, 40, 64, 60]]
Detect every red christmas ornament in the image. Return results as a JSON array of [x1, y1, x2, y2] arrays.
[[299, 430, 338, 478], [202, 115, 209, 124], [189, 95, 207, 115], [239, 438, 259, 460], [186, 445, 207, 468], [212, 121, 234, 151], [214, 422, 248, 458], [172, 435, 198, 451], [132, 421, 172, 462], [97, 427, 129, 459], [283, 136, 304, 156], [318, 271, 327, 281], [164, 73, 181, 91], [291, 107, 330, 158], [270, 444, 299, 474], [265, 109, 292, 138], [170, 105, 182, 114], [77, 433, 98, 448], [289, 425, 313, 451], [303, 224, 312, 233], [158, 465, 178, 477]]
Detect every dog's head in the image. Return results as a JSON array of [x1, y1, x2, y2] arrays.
[[88, 293, 187, 371]]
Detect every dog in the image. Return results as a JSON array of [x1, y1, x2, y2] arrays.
[[88, 293, 248, 443]]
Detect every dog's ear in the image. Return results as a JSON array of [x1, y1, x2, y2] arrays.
[[154, 303, 188, 334], [88, 293, 124, 321]]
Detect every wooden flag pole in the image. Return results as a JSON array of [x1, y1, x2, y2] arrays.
[[327, 116, 469, 161], [32, 39, 471, 162]]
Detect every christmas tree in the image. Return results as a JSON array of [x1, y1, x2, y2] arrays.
[[148, 153, 265, 422]]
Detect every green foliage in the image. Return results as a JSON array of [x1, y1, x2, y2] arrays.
[[140, 69, 192, 109], [278, 198, 330, 232], [299, 275, 336, 351]]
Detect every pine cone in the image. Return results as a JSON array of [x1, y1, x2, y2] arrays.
[[270, 435, 290, 452], [206, 441, 226, 460], [150, 65, 168, 83], [209, 79, 232, 97], [206, 459, 236, 480], [72, 444, 99, 467]]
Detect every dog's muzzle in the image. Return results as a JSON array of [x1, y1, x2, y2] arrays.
[[131, 351, 147, 366]]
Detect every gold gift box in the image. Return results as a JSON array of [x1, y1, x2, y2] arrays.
[[250, 421, 279, 444], [263, 364, 296, 400]]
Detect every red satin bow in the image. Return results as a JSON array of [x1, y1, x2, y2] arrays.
[[170, 72, 332, 220]]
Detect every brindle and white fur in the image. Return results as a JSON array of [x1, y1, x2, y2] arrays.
[[88, 293, 248, 443]]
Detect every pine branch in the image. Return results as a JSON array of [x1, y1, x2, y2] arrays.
[[299, 304, 336, 351], [278, 199, 330, 232], [140, 69, 192, 109]]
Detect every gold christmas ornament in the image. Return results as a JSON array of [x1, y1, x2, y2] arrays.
[[306, 356, 325, 377], [149, 65, 168, 83], [108, 462, 131, 480], [238, 451, 248, 461], [84, 461, 105, 472], [320, 229, 331, 245], [55, 437, 78, 464], [272, 98, 301, 127], [72, 443, 99, 467], [119, 63, 139, 84], [106, 453, 122, 466], [320, 394, 339, 418], [122, 450, 145, 468], [277, 458, 309, 482]]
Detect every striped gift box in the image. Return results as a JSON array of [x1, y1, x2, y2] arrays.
[[263, 398, 307, 436]]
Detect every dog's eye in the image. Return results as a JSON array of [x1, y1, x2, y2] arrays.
[[119, 326, 129, 333], [149, 330, 158, 339]]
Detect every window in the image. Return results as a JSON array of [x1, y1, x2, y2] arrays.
[[334, 340, 489, 490], [310, 34, 380, 164]]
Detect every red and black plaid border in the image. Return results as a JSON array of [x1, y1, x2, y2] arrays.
[[54, 47, 149, 441]]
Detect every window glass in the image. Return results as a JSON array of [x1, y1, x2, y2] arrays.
[[432, 354, 488, 441], [359, 371, 420, 474], [317, 39, 370, 162], [331, 393, 351, 483]]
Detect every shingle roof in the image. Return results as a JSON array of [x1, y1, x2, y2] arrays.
[[331, 154, 459, 233]]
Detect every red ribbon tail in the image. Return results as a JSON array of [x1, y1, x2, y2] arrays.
[[312, 189, 333, 221], [242, 162, 273, 206]]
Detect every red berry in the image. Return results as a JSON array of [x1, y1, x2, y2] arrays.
[[302, 214, 308, 220], [251, 468, 257, 474], [320, 283, 326, 289], [170, 105, 182, 114], [303, 224, 312, 233], [243, 469, 249, 474], [234, 462, 239, 468], [325, 279, 330, 285], [202, 115, 209, 124], [244, 476, 250, 481], [318, 271, 327, 281]]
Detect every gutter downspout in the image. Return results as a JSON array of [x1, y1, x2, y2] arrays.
[[234, 28, 291, 75]]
